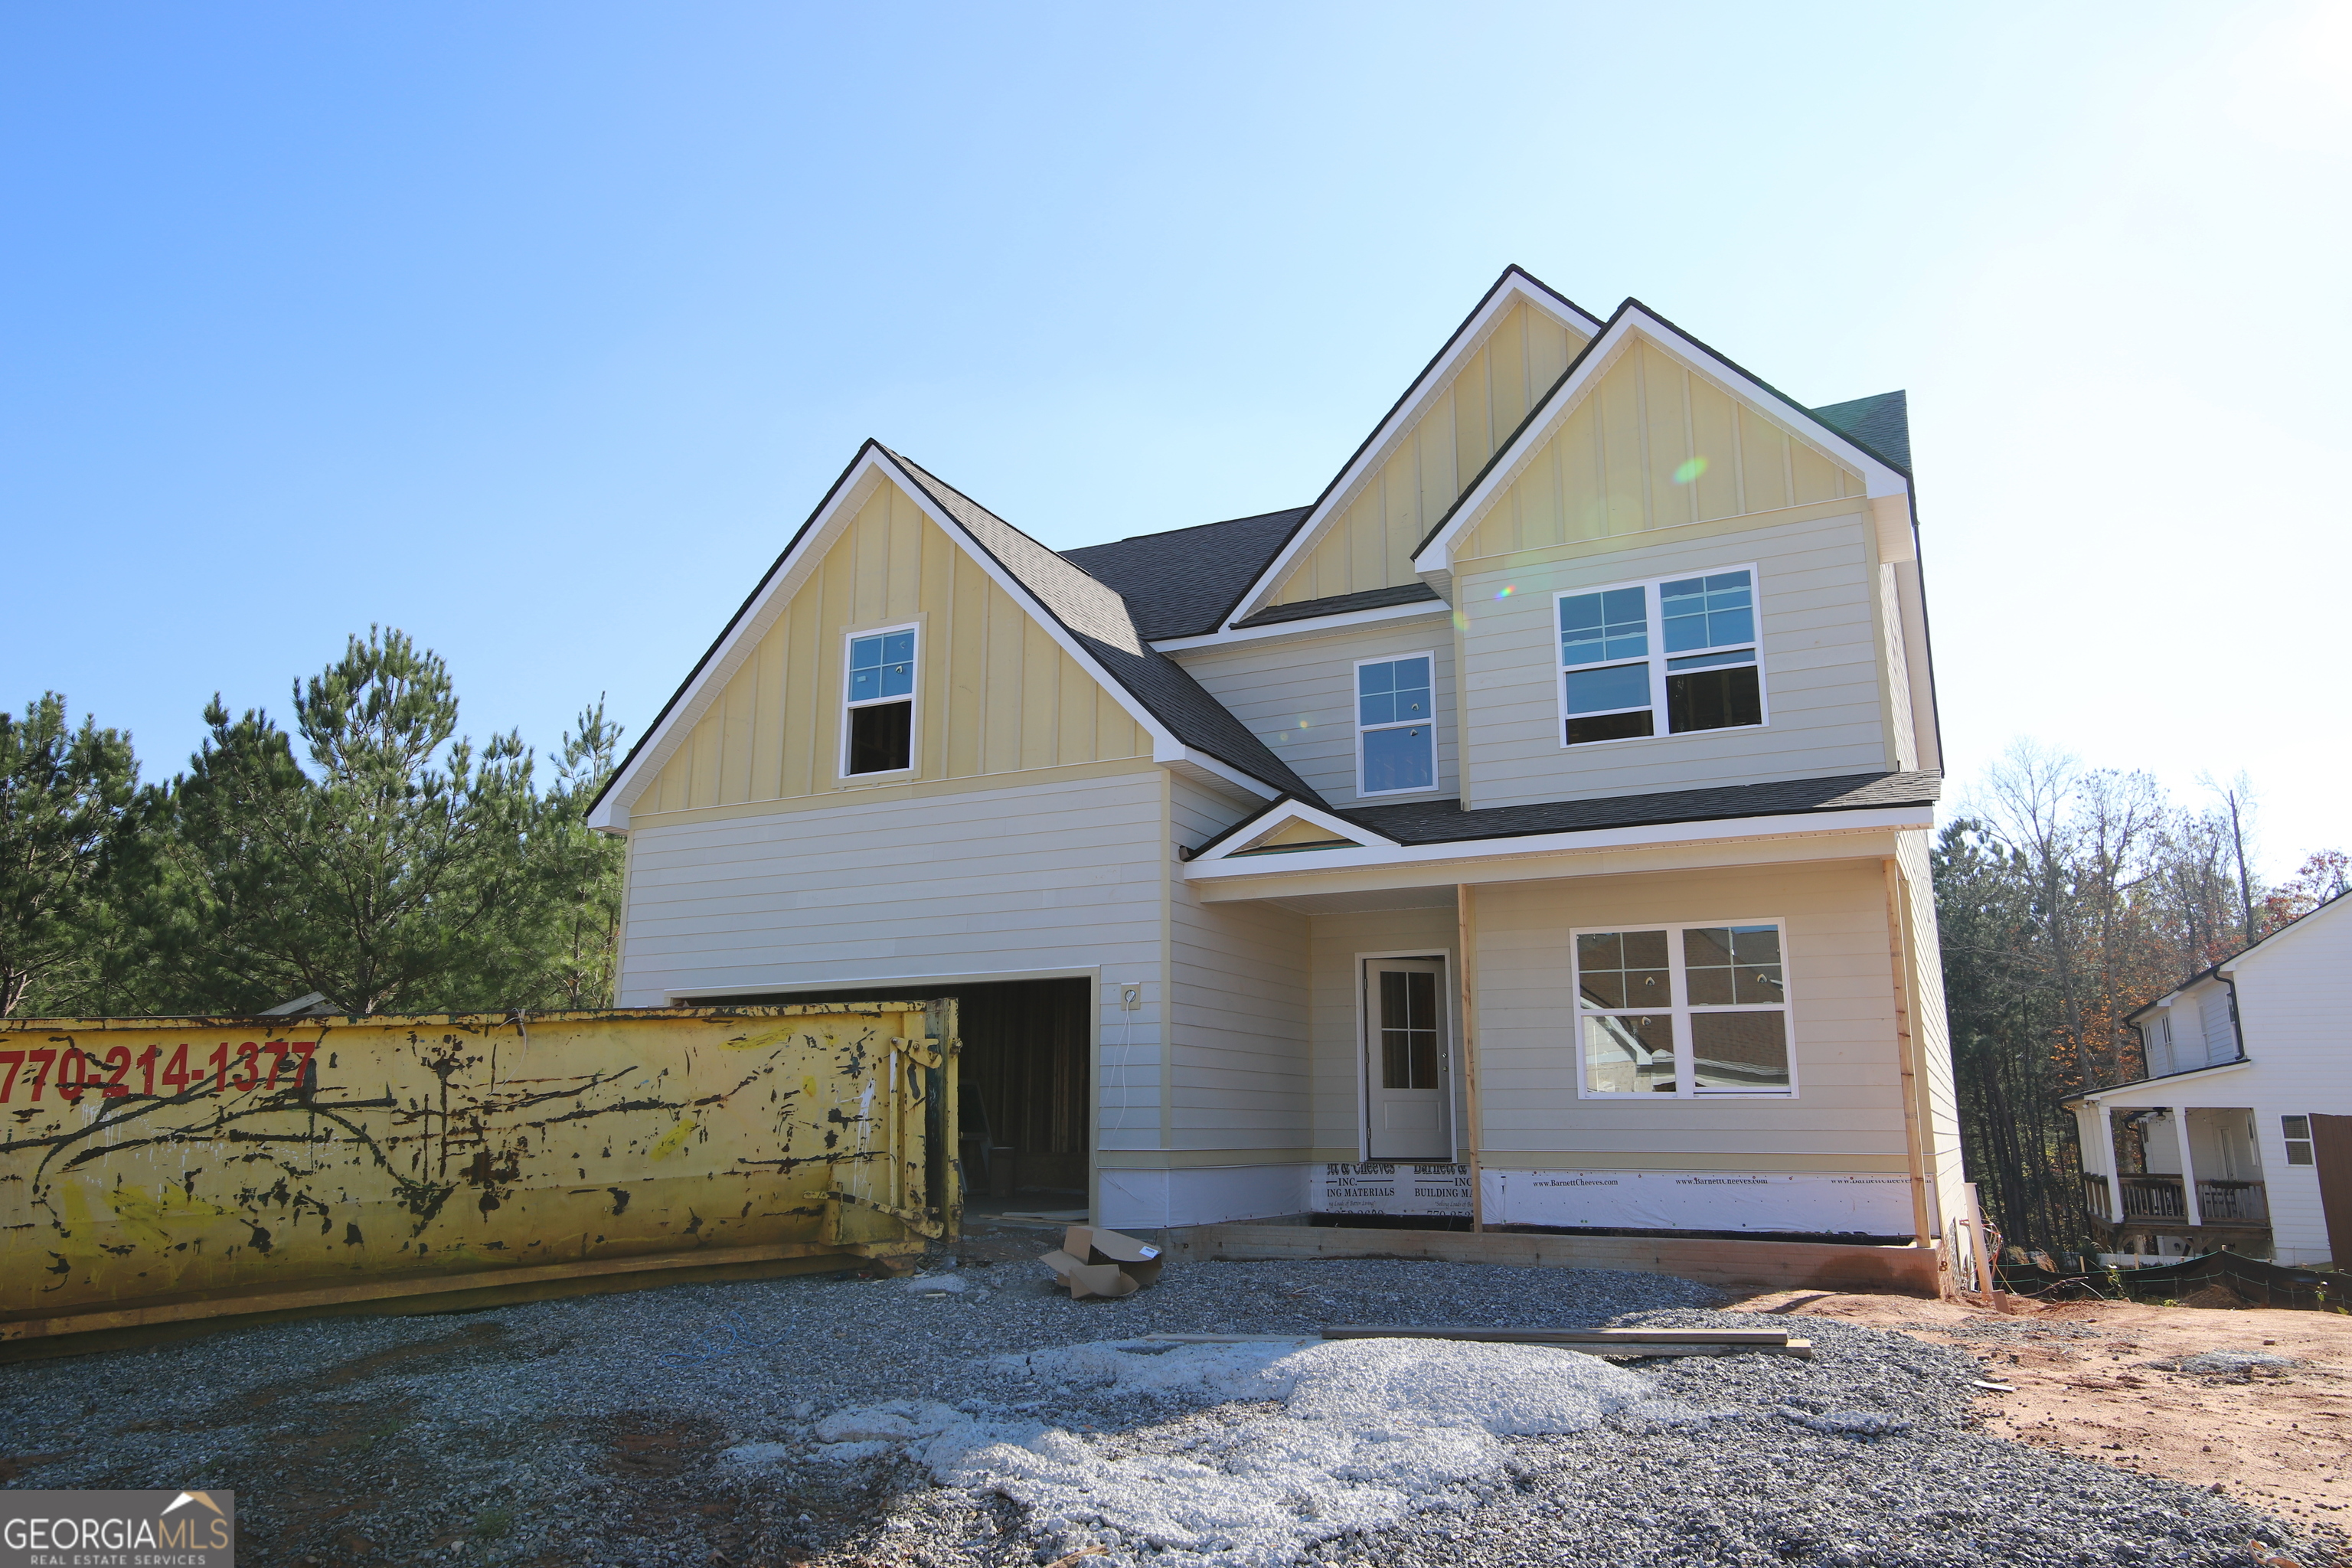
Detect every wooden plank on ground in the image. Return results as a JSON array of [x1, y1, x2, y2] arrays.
[[1320, 1325, 1812, 1358], [1321, 1325, 1792, 1344]]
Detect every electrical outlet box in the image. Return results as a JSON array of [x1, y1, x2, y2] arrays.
[[1119, 984, 1142, 1011]]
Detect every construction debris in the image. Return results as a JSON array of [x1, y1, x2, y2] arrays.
[[1039, 1226, 1164, 1299]]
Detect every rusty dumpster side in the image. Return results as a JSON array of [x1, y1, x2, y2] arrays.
[[0, 1001, 959, 1344]]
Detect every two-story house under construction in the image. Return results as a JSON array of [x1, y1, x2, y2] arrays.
[[587, 266, 1965, 1253]]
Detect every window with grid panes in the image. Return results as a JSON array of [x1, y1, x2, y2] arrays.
[[1573, 922, 1792, 1096]]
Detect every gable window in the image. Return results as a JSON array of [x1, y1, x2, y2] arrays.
[[1573, 921, 1793, 1097], [2283, 1116, 2315, 1167], [1557, 568, 1763, 746], [1356, 654, 1436, 795], [842, 626, 916, 776]]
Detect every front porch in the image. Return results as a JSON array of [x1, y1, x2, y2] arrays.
[[2080, 1102, 2274, 1261]]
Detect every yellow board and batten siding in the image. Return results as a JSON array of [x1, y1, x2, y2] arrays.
[[1455, 338, 1865, 564], [639, 479, 1148, 819], [1, 1003, 955, 1343], [1269, 301, 1591, 604]]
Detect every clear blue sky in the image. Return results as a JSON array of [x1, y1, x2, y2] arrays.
[[6, 3, 2347, 870]]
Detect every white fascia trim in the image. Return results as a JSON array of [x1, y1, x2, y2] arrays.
[[588, 446, 1201, 832], [1226, 275, 1601, 628], [1150, 597, 1450, 654], [1184, 803, 1932, 882], [1410, 309, 1913, 578], [1163, 746, 1282, 801], [1194, 799, 1403, 864], [2063, 1058, 2256, 1104]]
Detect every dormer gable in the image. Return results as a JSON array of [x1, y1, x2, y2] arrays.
[[586, 444, 1320, 833], [1227, 267, 1601, 624], [1186, 799, 1398, 864], [1411, 300, 1913, 596]]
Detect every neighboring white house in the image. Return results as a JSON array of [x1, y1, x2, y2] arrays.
[[2066, 890, 2352, 1269], [586, 267, 1968, 1250]]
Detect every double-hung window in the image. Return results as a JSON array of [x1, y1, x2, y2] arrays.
[[1557, 567, 1764, 746], [841, 625, 916, 776], [2283, 1116, 2316, 1167], [1357, 654, 1436, 795], [1573, 922, 1794, 1097]]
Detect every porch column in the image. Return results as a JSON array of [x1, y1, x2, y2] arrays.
[[2173, 1106, 2203, 1228], [2099, 1105, 2124, 1227]]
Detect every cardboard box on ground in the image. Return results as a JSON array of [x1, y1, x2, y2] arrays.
[[1041, 1226, 1165, 1299]]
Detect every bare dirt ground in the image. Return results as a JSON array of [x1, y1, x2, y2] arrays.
[[1729, 1288, 2352, 1535]]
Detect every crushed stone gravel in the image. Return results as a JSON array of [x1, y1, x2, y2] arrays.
[[0, 1255, 2333, 1568]]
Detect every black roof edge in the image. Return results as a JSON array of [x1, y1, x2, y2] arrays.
[[1227, 582, 1444, 631], [2120, 886, 2351, 1023], [589, 437, 884, 819], [1216, 264, 1602, 631], [1071, 504, 1315, 550], [876, 449, 1311, 806], [1181, 793, 1315, 861], [1330, 771, 1939, 848]]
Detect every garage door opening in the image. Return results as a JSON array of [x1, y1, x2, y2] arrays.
[[687, 977, 1091, 1217]]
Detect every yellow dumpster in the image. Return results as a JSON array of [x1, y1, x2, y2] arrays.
[[0, 1001, 959, 1346]]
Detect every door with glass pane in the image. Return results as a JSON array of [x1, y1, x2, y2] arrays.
[[1364, 959, 1451, 1160]]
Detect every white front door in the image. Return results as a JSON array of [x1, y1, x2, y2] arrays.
[[1364, 958, 1450, 1161]]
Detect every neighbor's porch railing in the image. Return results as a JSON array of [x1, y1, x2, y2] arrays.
[[2084, 1177, 2112, 1222], [2117, 1175, 2186, 1220], [2196, 1179, 2269, 1223], [2103, 1175, 2269, 1225]]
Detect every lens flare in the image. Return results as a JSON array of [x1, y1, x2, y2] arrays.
[[1672, 456, 1709, 485], [1494, 584, 1515, 600]]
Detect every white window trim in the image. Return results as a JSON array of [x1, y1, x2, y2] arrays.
[[1352, 650, 1442, 799], [2282, 1114, 2317, 1168], [838, 620, 922, 780], [1553, 564, 1769, 750], [1570, 918, 1798, 1100], [1353, 948, 1461, 1163]]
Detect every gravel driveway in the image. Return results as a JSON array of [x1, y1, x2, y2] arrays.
[[0, 1235, 2331, 1567]]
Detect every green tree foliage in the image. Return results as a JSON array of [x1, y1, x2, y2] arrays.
[[509, 698, 626, 1012], [1, 630, 627, 1018], [0, 694, 140, 1014], [1933, 743, 2346, 1255]]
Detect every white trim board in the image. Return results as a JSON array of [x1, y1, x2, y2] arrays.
[[1191, 799, 1402, 864], [1152, 597, 1449, 654], [1184, 805, 1935, 884]]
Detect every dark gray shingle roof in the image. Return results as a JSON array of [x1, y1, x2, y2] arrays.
[[882, 451, 1326, 805], [1810, 390, 1911, 475], [1334, 769, 1940, 846], [1231, 582, 1442, 629], [1060, 507, 1308, 640]]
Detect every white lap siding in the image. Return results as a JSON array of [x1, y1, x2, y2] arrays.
[[1113, 779, 1314, 1227], [1454, 511, 1896, 810], [1171, 618, 1458, 808], [616, 766, 1170, 1149]]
